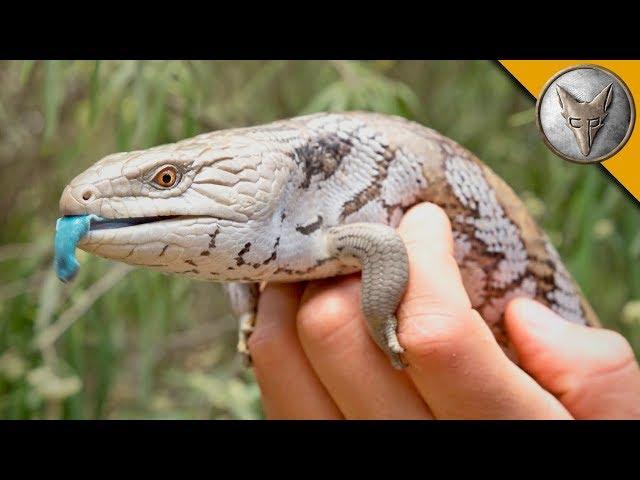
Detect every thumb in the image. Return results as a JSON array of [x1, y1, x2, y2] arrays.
[[505, 298, 640, 419]]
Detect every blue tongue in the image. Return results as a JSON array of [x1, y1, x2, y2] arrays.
[[54, 215, 99, 282]]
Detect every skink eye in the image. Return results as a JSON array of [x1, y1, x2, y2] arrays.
[[153, 166, 178, 188]]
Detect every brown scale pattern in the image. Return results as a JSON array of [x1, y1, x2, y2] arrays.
[[417, 140, 598, 354], [340, 147, 395, 220]]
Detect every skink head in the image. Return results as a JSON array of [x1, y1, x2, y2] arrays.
[[58, 129, 292, 280]]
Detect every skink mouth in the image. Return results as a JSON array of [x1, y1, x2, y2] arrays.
[[89, 215, 181, 230]]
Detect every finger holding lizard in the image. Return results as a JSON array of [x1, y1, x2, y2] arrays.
[[249, 282, 343, 419]]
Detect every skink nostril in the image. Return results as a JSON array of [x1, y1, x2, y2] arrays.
[[59, 185, 94, 216]]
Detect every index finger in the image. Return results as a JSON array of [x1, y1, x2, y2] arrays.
[[397, 203, 571, 419]]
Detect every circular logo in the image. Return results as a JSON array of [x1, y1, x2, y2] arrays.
[[536, 64, 635, 164]]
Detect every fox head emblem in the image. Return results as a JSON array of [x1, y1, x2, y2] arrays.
[[556, 83, 614, 156]]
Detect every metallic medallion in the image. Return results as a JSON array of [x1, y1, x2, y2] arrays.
[[536, 64, 635, 164]]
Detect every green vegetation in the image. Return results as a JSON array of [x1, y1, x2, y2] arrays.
[[0, 60, 638, 419]]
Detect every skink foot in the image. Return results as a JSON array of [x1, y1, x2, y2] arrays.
[[237, 312, 256, 367]]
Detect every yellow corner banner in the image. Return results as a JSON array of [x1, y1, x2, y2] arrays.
[[500, 60, 639, 202]]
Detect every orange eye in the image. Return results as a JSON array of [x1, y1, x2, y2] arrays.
[[153, 166, 178, 188]]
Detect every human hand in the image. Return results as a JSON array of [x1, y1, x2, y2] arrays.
[[248, 203, 640, 419]]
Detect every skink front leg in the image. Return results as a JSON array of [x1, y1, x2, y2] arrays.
[[325, 223, 409, 369], [223, 282, 260, 366]]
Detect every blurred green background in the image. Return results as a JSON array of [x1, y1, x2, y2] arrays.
[[1, 60, 639, 419]]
